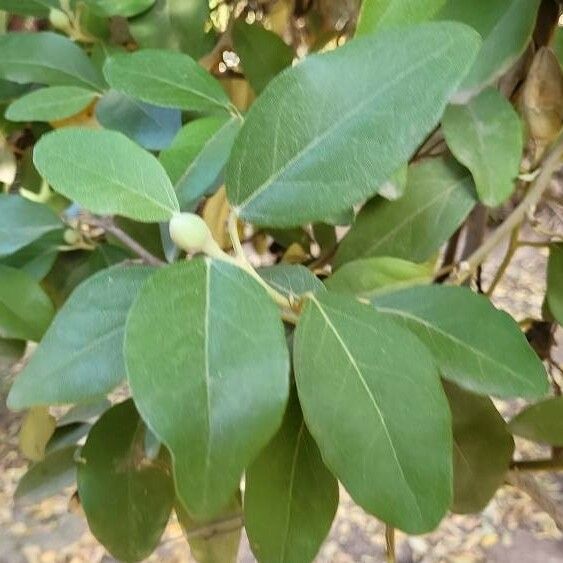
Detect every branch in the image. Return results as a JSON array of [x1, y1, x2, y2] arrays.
[[88, 217, 165, 267], [510, 457, 563, 472], [450, 134, 563, 285]]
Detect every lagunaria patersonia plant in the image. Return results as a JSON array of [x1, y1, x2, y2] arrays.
[[1, 0, 563, 561]]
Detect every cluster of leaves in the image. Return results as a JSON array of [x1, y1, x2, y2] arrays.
[[1, 1, 562, 561]]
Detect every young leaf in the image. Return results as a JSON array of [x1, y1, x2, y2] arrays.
[[547, 244, 563, 325], [125, 259, 290, 520], [19, 406, 56, 461], [326, 257, 434, 298], [34, 128, 180, 222], [0, 265, 54, 342], [0, 32, 105, 90], [103, 50, 232, 114], [14, 446, 77, 505], [232, 20, 294, 95], [445, 382, 514, 514], [0, 194, 63, 257], [7, 266, 154, 410], [435, 0, 541, 101], [245, 392, 339, 563], [226, 23, 481, 227], [334, 158, 476, 267], [129, 0, 214, 60], [95, 90, 181, 151], [159, 115, 243, 210], [373, 285, 549, 399], [176, 494, 242, 563], [83, 0, 155, 17], [509, 397, 563, 446], [442, 88, 523, 206], [356, 0, 446, 35], [5, 86, 98, 122], [258, 264, 326, 299], [294, 292, 452, 534], [78, 400, 174, 562]]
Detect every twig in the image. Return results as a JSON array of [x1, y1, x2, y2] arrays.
[[486, 224, 521, 296], [87, 217, 165, 267], [385, 525, 396, 563], [510, 457, 563, 472], [450, 134, 563, 285], [506, 471, 563, 531]]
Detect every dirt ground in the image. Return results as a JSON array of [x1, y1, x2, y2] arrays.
[[1, 221, 563, 562]]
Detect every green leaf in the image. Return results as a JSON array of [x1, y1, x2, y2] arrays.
[[159, 115, 242, 210], [226, 23, 481, 227], [83, 0, 155, 17], [326, 257, 434, 298], [334, 158, 476, 267], [1, 231, 64, 280], [176, 494, 242, 563], [435, 0, 541, 100], [258, 264, 325, 300], [58, 398, 111, 425], [546, 244, 563, 325], [442, 88, 523, 206], [45, 422, 91, 455], [125, 259, 290, 520], [0, 32, 105, 90], [7, 265, 154, 410], [103, 49, 232, 114], [34, 128, 180, 222], [356, 0, 446, 35], [245, 391, 338, 562], [0, 337, 25, 376], [509, 397, 563, 446], [294, 292, 452, 533], [232, 20, 294, 95], [0, 265, 54, 341], [95, 90, 181, 151], [373, 285, 549, 399], [0, 194, 63, 257], [78, 400, 174, 562], [5, 86, 98, 122], [378, 164, 408, 201], [14, 446, 76, 505], [0, 0, 56, 16], [445, 382, 514, 514], [129, 0, 214, 60]]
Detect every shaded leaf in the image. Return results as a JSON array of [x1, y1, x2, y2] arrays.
[[104, 49, 231, 114], [232, 20, 294, 95], [245, 392, 338, 563], [258, 264, 325, 299], [125, 259, 290, 520], [0, 338, 25, 376], [7, 266, 154, 410], [78, 400, 174, 561], [546, 243, 563, 325], [445, 382, 514, 513], [45, 422, 91, 455], [95, 90, 181, 151], [509, 397, 563, 446], [373, 285, 549, 399], [5, 86, 98, 122], [0, 265, 54, 341], [0, 194, 63, 257], [326, 257, 434, 298], [442, 88, 523, 206], [294, 292, 452, 533], [34, 128, 179, 222], [0, 0, 56, 16], [83, 0, 155, 17], [0, 32, 105, 90], [226, 23, 480, 227], [334, 158, 476, 266], [58, 398, 111, 425]]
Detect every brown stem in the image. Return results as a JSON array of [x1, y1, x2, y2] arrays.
[[385, 525, 396, 563], [510, 457, 563, 472], [486, 224, 521, 296]]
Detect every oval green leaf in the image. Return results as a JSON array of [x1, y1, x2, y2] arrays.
[[334, 158, 476, 267], [7, 266, 154, 410], [509, 397, 563, 446], [83, 0, 155, 17], [245, 391, 338, 562], [103, 49, 231, 114], [258, 264, 326, 300], [442, 88, 523, 206], [226, 22, 481, 227], [34, 128, 179, 222], [78, 400, 174, 562], [547, 243, 563, 325], [125, 258, 290, 520], [0, 264, 54, 341], [294, 292, 452, 533], [373, 285, 549, 399]]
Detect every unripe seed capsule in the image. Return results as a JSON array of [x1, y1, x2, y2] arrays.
[[49, 9, 71, 31], [169, 212, 213, 254]]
